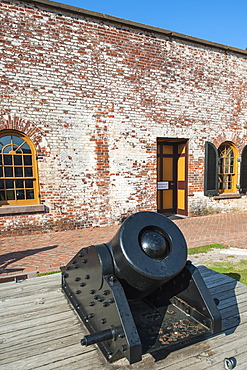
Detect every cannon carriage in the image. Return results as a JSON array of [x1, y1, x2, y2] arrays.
[[61, 211, 221, 364]]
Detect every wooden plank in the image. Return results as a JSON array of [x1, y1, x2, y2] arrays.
[[0, 344, 98, 370], [0, 278, 61, 300], [0, 324, 84, 351], [0, 290, 62, 305], [0, 267, 246, 370], [0, 273, 61, 293], [0, 299, 70, 325], [1, 311, 77, 335], [155, 328, 247, 370], [209, 282, 247, 300], [147, 322, 247, 370], [0, 296, 66, 319], [35, 351, 109, 370]]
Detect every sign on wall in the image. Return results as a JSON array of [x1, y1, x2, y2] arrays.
[[157, 181, 169, 190]]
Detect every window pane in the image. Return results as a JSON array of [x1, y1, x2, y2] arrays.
[[26, 189, 34, 199], [0, 136, 11, 147], [0, 133, 37, 203], [5, 167, 13, 177], [21, 142, 31, 154], [24, 167, 33, 177], [24, 155, 32, 165], [25, 179, 33, 188], [15, 167, 23, 177], [17, 190, 25, 199], [14, 155, 22, 165], [6, 180, 14, 189], [3, 146, 11, 153], [12, 135, 24, 147], [4, 155, 12, 165], [218, 143, 236, 192], [16, 180, 24, 188], [6, 190, 15, 200]]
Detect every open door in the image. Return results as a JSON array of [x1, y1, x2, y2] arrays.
[[157, 139, 188, 216]]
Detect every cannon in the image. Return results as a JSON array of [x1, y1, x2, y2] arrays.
[[61, 211, 221, 364]]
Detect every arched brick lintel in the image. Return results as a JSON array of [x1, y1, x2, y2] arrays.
[[0, 115, 45, 152]]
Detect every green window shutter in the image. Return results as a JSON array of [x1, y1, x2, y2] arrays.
[[204, 141, 218, 196], [240, 145, 247, 193]]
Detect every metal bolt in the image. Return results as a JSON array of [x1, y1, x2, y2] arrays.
[[89, 301, 95, 306], [72, 260, 77, 264], [80, 283, 86, 287], [78, 253, 84, 257], [74, 264, 79, 269], [101, 318, 107, 324], [76, 290, 81, 294], [122, 345, 127, 352], [82, 259, 88, 264], [103, 290, 110, 295], [88, 313, 94, 319], [118, 333, 125, 338], [98, 297, 104, 302], [85, 275, 90, 279], [63, 273, 69, 278], [214, 297, 220, 306], [224, 358, 235, 370], [90, 289, 96, 294], [108, 298, 114, 304], [109, 275, 116, 283], [102, 302, 109, 307], [75, 277, 81, 282], [93, 295, 99, 300], [66, 266, 70, 270], [186, 260, 192, 266]]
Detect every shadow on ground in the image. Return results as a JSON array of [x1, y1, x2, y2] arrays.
[[0, 245, 58, 274]]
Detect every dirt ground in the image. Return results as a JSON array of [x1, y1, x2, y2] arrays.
[[191, 247, 247, 263]]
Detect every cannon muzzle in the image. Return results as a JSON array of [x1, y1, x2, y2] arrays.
[[106, 211, 187, 299]]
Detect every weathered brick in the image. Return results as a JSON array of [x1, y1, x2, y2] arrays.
[[0, 0, 247, 235]]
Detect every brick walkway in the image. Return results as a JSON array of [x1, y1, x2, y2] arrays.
[[1, 211, 247, 280]]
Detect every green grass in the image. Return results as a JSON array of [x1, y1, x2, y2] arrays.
[[188, 243, 228, 255], [201, 261, 247, 285], [38, 271, 61, 277], [188, 244, 247, 285]]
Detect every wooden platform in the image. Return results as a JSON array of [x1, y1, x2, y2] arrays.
[[0, 266, 247, 370]]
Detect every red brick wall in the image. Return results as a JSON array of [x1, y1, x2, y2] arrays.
[[1, 0, 247, 235]]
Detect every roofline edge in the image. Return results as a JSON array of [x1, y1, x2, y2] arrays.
[[9, 0, 247, 57]]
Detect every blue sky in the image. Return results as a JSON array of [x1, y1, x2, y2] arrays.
[[56, 0, 247, 50]]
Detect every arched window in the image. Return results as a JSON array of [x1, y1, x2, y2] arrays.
[[0, 130, 40, 206], [218, 142, 238, 193]]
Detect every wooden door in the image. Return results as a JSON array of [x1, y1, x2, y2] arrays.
[[157, 140, 188, 216]]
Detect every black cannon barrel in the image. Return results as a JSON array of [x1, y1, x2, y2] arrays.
[[106, 211, 187, 298]]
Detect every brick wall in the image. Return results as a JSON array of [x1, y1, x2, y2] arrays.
[[1, 0, 247, 235]]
